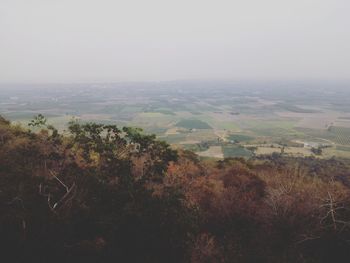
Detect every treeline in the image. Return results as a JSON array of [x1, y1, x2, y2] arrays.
[[1, 115, 350, 263]]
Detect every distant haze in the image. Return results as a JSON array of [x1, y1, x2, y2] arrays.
[[0, 0, 349, 83]]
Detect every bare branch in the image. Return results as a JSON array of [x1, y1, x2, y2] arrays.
[[49, 170, 69, 193]]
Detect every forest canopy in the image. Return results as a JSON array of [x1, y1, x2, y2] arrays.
[[1, 115, 350, 263]]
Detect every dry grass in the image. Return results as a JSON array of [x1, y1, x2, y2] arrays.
[[197, 146, 224, 159]]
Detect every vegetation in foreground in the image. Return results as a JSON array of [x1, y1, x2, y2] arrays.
[[1, 115, 350, 263]]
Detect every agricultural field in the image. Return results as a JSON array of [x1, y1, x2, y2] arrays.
[[1, 81, 350, 159], [197, 146, 224, 159], [176, 119, 212, 129], [227, 134, 254, 143], [222, 145, 253, 158]]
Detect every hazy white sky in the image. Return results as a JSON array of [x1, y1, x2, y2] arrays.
[[0, 0, 349, 83]]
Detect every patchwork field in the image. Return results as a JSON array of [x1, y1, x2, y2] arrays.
[[1, 82, 350, 159]]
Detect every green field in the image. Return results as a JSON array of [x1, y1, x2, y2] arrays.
[[336, 145, 350, 152], [222, 145, 253, 158], [227, 134, 254, 142], [176, 119, 212, 129], [328, 126, 350, 145]]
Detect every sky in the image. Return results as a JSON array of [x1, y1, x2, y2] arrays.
[[0, 0, 349, 83]]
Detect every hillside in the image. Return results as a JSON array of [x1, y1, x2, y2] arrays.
[[1, 115, 350, 263]]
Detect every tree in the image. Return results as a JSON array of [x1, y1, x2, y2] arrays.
[[28, 114, 47, 127], [311, 147, 323, 155]]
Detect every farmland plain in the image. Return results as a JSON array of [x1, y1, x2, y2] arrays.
[[1, 81, 350, 159]]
